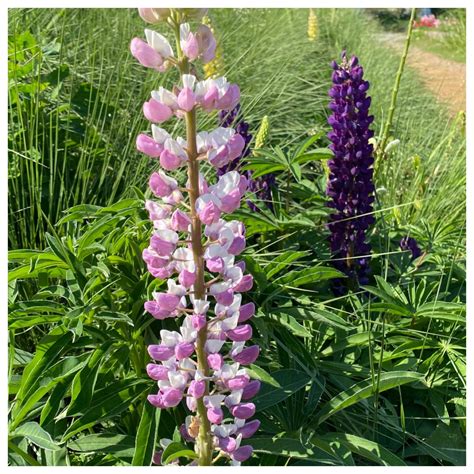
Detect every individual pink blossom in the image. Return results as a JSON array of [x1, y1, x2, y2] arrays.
[[137, 134, 163, 158], [149, 170, 178, 199], [180, 23, 216, 63], [150, 229, 179, 256], [242, 380, 261, 400], [138, 8, 171, 24], [130, 38, 163, 70], [231, 344, 260, 365]]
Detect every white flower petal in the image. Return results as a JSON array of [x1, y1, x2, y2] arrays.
[[193, 299, 209, 315], [204, 394, 225, 408], [221, 311, 239, 331], [205, 339, 226, 354], [168, 370, 187, 389], [182, 73, 196, 90], [160, 329, 180, 346], [145, 29, 174, 58], [226, 389, 243, 406], [151, 125, 171, 144]]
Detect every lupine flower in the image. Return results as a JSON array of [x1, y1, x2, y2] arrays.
[[202, 15, 225, 79], [218, 107, 275, 212], [132, 9, 259, 466], [326, 51, 375, 295], [138, 8, 208, 24], [307, 9, 319, 41], [400, 236, 422, 260]]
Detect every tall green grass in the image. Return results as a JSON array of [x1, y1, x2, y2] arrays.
[[9, 8, 465, 249], [8, 8, 465, 466], [8, 8, 328, 250]]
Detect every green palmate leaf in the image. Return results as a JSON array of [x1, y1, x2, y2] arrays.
[[62, 379, 150, 441], [94, 311, 134, 325], [8, 260, 69, 282], [273, 312, 311, 338], [247, 365, 281, 388], [403, 422, 466, 465], [9, 300, 66, 329], [289, 161, 302, 181], [40, 379, 70, 426], [241, 163, 286, 179], [56, 204, 102, 225], [13, 422, 61, 451], [68, 433, 135, 458], [66, 340, 115, 416], [234, 208, 280, 236], [320, 331, 381, 357], [303, 377, 326, 418], [295, 148, 334, 164], [265, 250, 308, 279], [254, 369, 311, 411], [315, 371, 425, 424], [132, 402, 161, 466], [242, 256, 268, 291], [43, 446, 69, 466], [11, 326, 73, 429], [161, 441, 198, 465], [245, 436, 327, 463], [9, 314, 63, 329], [13, 354, 88, 430], [98, 197, 142, 214], [77, 215, 122, 258], [273, 306, 350, 331], [293, 132, 325, 157], [318, 433, 406, 466], [9, 249, 66, 262], [277, 266, 344, 287], [45, 233, 87, 287], [12, 349, 33, 367], [388, 339, 439, 358], [416, 301, 466, 322]]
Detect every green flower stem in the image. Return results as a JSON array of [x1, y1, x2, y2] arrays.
[[378, 7, 416, 161]]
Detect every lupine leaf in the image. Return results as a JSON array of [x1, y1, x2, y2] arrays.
[[254, 369, 311, 411], [132, 402, 161, 466], [316, 371, 425, 424], [13, 422, 61, 451]]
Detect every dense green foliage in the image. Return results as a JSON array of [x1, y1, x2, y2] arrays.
[[8, 8, 465, 466]]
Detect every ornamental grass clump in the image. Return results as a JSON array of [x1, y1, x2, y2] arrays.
[[131, 7, 260, 466], [326, 51, 375, 295]]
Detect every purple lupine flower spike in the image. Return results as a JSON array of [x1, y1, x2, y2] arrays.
[[400, 236, 422, 260], [217, 105, 275, 211], [326, 51, 375, 295]]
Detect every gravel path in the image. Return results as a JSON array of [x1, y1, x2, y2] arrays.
[[380, 32, 466, 117]]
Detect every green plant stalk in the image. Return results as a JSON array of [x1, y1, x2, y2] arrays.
[[378, 7, 416, 161], [285, 169, 291, 212], [172, 14, 213, 466]]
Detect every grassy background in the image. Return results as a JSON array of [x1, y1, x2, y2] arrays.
[[9, 8, 465, 248], [8, 8, 466, 467]]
